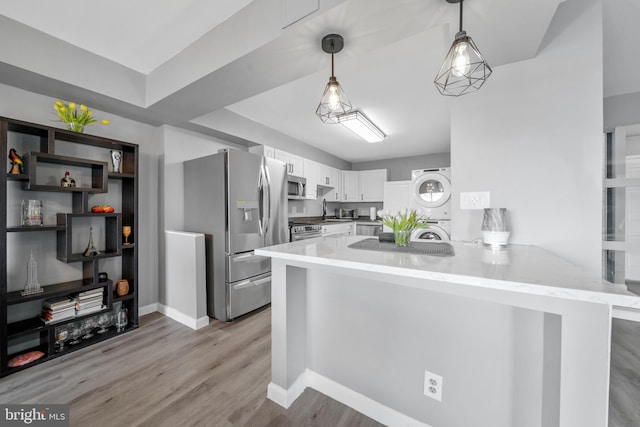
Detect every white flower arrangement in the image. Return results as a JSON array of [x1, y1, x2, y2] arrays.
[[377, 208, 430, 232]]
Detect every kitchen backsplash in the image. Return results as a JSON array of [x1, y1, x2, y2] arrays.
[[288, 198, 383, 218]]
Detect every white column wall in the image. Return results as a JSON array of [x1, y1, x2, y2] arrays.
[[451, 0, 604, 276]]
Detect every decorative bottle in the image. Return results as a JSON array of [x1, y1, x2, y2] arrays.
[[60, 171, 76, 188]]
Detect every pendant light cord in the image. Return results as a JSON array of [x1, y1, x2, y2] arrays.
[[459, 0, 464, 32]]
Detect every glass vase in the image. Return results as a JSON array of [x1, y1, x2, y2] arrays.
[[67, 122, 84, 133], [394, 229, 411, 247]]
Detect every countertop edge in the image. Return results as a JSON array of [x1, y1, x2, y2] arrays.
[[256, 242, 640, 311]]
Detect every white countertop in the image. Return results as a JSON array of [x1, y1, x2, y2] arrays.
[[256, 235, 640, 310]]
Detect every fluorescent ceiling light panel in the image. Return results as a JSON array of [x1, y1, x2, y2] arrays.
[[337, 111, 386, 143]]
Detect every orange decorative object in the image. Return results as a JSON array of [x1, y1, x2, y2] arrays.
[[8, 351, 44, 368], [116, 279, 129, 297]]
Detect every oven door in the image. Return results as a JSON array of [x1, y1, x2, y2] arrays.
[[291, 231, 322, 241]]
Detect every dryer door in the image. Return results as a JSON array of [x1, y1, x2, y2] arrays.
[[411, 172, 451, 210], [411, 226, 450, 242]]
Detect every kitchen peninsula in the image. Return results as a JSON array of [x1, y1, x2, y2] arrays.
[[256, 236, 640, 427]]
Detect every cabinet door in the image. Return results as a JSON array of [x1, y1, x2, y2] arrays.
[[359, 169, 387, 202], [316, 163, 330, 187], [328, 166, 339, 187], [331, 169, 343, 201], [289, 154, 304, 177], [249, 144, 275, 158], [304, 159, 317, 199], [342, 171, 359, 201], [274, 149, 289, 171], [263, 145, 275, 158]]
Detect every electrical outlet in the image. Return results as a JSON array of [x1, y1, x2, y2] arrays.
[[460, 191, 491, 210], [424, 370, 443, 402], [292, 206, 297, 214]]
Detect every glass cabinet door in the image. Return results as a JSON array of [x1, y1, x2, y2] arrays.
[[604, 125, 640, 290]]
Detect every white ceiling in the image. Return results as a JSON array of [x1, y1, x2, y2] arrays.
[[0, 0, 636, 163], [0, 0, 252, 74]]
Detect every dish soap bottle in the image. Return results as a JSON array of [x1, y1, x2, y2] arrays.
[[60, 170, 76, 188]]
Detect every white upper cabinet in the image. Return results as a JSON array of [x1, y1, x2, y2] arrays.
[[304, 158, 317, 199], [327, 167, 342, 201], [275, 149, 304, 177], [248, 144, 275, 158], [328, 166, 340, 188], [342, 170, 360, 202], [316, 163, 331, 187], [250, 147, 385, 203], [358, 169, 387, 202]]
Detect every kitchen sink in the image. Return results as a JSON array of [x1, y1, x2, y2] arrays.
[[324, 218, 355, 222]]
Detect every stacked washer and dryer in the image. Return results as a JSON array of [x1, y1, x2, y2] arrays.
[[409, 168, 451, 242], [382, 167, 452, 242]]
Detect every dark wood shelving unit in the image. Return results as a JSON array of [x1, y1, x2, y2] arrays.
[[0, 116, 138, 377], [7, 279, 104, 305], [23, 152, 108, 193], [7, 225, 65, 232]]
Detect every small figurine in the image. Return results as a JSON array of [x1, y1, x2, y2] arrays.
[[110, 150, 122, 173], [83, 227, 100, 257], [60, 171, 76, 188], [8, 148, 23, 174], [21, 251, 43, 296]]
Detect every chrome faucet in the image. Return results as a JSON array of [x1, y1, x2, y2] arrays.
[[322, 198, 327, 220]]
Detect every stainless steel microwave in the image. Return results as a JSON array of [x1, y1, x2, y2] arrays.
[[287, 176, 306, 199]]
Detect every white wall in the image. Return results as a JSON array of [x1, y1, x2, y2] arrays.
[[307, 270, 544, 427], [0, 83, 160, 307], [158, 125, 239, 306], [451, 0, 603, 276]]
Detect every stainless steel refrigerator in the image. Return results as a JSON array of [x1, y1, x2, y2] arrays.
[[183, 149, 288, 321]]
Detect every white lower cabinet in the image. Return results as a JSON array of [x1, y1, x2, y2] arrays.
[[321, 222, 355, 236]]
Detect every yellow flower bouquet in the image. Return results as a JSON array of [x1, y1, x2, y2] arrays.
[[54, 100, 109, 133]]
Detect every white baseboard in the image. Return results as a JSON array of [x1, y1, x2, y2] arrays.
[[268, 370, 430, 427], [139, 303, 159, 316], [267, 371, 309, 408], [157, 303, 210, 330]]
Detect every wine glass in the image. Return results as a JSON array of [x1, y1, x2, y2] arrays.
[[115, 307, 128, 332], [54, 324, 70, 352], [96, 313, 111, 334], [122, 226, 132, 245], [68, 322, 83, 345], [81, 318, 96, 339]]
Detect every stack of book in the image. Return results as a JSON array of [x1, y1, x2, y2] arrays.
[[75, 288, 105, 317], [41, 296, 76, 324]]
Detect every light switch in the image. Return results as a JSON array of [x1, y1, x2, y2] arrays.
[[460, 192, 490, 210]]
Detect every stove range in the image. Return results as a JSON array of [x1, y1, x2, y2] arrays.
[[289, 222, 322, 241]]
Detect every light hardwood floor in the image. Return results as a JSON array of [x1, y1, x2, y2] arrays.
[[609, 318, 640, 427], [0, 307, 638, 426], [0, 307, 382, 427]]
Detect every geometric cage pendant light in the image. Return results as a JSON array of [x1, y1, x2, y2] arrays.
[[316, 34, 352, 123], [434, 0, 492, 97]]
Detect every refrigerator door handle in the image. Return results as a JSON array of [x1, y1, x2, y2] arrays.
[[257, 165, 265, 237], [232, 276, 271, 291], [263, 162, 271, 239]]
